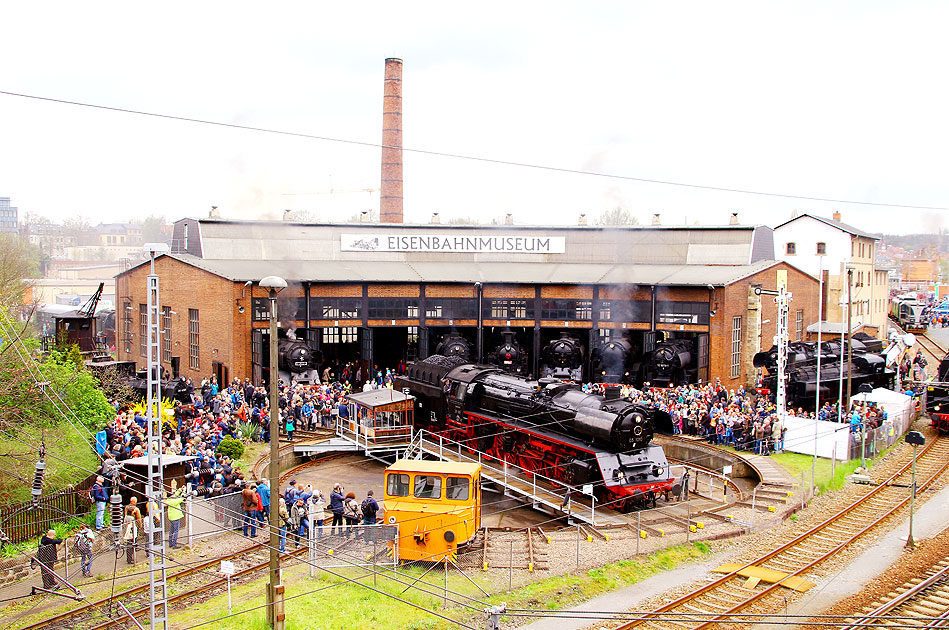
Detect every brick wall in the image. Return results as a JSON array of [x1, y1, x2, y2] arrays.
[[368, 283, 420, 297], [117, 257, 239, 382], [710, 263, 819, 387]]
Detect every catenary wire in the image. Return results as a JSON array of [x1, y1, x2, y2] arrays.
[[0, 89, 946, 211]]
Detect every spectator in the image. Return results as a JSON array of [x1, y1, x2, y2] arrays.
[[121, 514, 138, 564], [74, 524, 95, 577], [343, 492, 360, 538], [91, 476, 108, 530], [291, 499, 307, 547], [278, 497, 290, 552], [34, 530, 62, 591], [166, 488, 185, 549], [257, 478, 271, 528], [329, 484, 345, 535], [241, 483, 258, 538]]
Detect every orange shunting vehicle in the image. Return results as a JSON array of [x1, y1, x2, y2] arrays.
[[383, 459, 481, 563]]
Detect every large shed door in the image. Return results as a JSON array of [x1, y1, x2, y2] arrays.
[[697, 333, 709, 383], [360, 327, 373, 368]]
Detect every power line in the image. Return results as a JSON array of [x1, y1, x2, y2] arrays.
[[1, 89, 946, 211]]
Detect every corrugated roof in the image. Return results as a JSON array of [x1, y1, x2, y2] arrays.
[[773, 213, 880, 240], [124, 253, 789, 287]]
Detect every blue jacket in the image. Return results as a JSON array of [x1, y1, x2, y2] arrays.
[[257, 483, 271, 507], [329, 490, 345, 514], [91, 482, 108, 503]]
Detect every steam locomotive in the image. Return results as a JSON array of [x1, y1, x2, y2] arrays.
[[754, 338, 894, 409], [124, 373, 193, 404], [278, 338, 317, 373], [642, 339, 696, 387], [591, 338, 634, 384], [540, 333, 584, 381], [486, 330, 528, 375], [434, 333, 472, 360], [394, 355, 674, 511]]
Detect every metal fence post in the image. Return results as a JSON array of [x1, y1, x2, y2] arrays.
[[636, 511, 641, 555], [373, 539, 377, 588], [687, 502, 691, 542], [576, 525, 580, 570], [509, 540, 514, 590], [186, 496, 193, 546], [309, 504, 315, 578]]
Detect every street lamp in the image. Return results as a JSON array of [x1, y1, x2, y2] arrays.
[[905, 430, 925, 549], [260, 275, 287, 630]]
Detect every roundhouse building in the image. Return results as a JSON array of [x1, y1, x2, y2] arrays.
[[115, 217, 819, 388]]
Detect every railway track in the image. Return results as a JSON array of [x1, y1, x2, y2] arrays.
[[12, 541, 308, 630], [916, 332, 947, 367], [614, 433, 949, 630], [834, 555, 949, 630]]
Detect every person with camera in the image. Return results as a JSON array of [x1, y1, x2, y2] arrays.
[[329, 483, 345, 535]]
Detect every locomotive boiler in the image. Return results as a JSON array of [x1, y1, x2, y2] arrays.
[[643, 339, 696, 387], [754, 339, 894, 409], [487, 330, 528, 375], [394, 355, 674, 511], [591, 338, 634, 384], [278, 338, 317, 373], [540, 333, 584, 381], [434, 333, 471, 360]]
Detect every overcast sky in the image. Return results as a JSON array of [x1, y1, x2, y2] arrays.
[[2, 2, 948, 234]]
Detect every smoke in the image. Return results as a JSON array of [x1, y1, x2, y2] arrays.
[[921, 211, 944, 235]]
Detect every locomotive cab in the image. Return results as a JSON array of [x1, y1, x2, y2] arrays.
[[384, 459, 481, 563]]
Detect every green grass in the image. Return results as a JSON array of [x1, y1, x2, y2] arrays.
[[0, 424, 100, 504], [169, 542, 712, 629], [770, 437, 900, 494]]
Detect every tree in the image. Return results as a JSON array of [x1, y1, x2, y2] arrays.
[[62, 216, 97, 246], [141, 215, 168, 244], [0, 234, 38, 310], [595, 207, 639, 226]]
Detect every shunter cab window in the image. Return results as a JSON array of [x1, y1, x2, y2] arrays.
[[445, 476, 470, 501], [387, 473, 410, 497], [414, 475, 442, 499]]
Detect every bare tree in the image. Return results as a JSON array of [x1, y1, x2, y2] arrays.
[[595, 207, 639, 226]]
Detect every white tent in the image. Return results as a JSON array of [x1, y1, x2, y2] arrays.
[[851, 387, 916, 436]]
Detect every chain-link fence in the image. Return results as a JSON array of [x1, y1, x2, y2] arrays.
[[183, 492, 244, 544], [304, 519, 398, 572]]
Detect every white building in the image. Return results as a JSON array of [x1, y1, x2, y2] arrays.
[[773, 212, 888, 339]]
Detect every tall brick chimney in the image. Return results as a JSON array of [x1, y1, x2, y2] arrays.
[[380, 58, 404, 223]]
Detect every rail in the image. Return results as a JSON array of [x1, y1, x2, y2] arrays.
[[404, 430, 604, 525], [615, 434, 949, 629], [838, 559, 949, 630]]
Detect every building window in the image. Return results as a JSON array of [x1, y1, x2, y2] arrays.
[[786, 242, 796, 255], [407, 326, 418, 344], [487, 299, 530, 320], [183, 224, 189, 250], [575, 301, 592, 320], [188, 309, 199, 370], [816, 242, 826, 255], [323, 327, 340, 344], [730, 316, 742, 378], [425, 305, 443, 318], [162, 306, 172, 363], [597, 328, 612, 342], [796, 310, 804, 341], [341, 327, 357, 343], [599, 301, 612, 321], [139, 304, 147, 357], [251, 331, 261, 369]]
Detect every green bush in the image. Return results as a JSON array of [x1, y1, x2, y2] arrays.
[[235, 420, 260, 441], [216, 436, 244, 461]]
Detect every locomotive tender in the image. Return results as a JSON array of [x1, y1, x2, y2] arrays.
[[394, 355, 674, 511]]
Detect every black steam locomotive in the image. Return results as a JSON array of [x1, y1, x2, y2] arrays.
[[486, 330, 528, 374], [125, 373, 193, 405], [278, 338, 317, 374], [754, 339, 894, 409], [394, 355, 674, 511], [541, 333, 584, 381], [591, 338, 634, 384], [434, 333, 472, 360], [643, 339, 696, 387]]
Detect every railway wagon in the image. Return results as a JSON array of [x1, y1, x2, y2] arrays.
[[384, 459, 481, 562], [890, 294, 927, 333]]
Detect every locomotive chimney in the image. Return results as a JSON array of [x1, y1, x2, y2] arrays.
[[729, 212, 739, 225], [578, 213, 587, 226], [652, 213, 661, 225], [505, 213, 514, 225], [380, 58, 404, 224], [430, 212, 440, 224]]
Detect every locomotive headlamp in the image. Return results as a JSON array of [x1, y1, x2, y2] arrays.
[[444, 530, 456, 543], [388, 515, 397, 524], [654, 466, 665, 477]]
